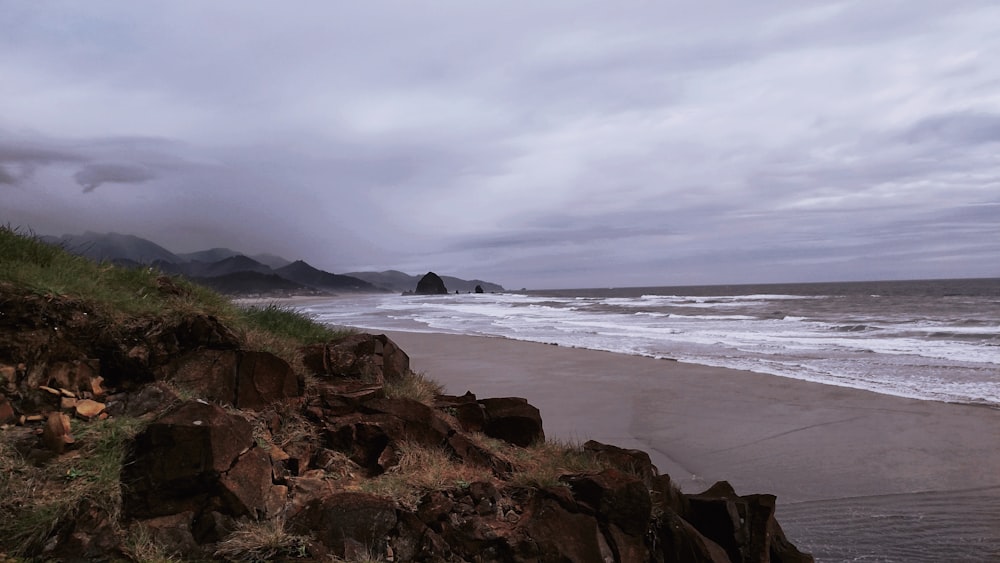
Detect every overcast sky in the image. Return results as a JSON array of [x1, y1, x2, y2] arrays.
[[2, 1, 999, 289]]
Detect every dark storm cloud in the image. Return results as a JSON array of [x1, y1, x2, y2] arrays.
[[0, 139, 83, 185], [73, 162, 155, 192]]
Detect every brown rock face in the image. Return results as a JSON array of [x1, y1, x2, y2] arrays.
[[479, 396, 545, 447], [434, 391, 486, 433], [290, 492, 398, 557], [217, 447, 286, 519], [123, 401, 257, 517], [301, 333, 410, 383], [166, 349, 302, 410], [521, 489, 615, 563], [584, 440, 658, 488], [563, 468, 653, 537], [685, 481, 814, 563]]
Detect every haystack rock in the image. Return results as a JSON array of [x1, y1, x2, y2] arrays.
[[415, 271, 448, 295]]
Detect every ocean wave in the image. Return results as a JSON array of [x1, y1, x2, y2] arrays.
[[300, 287, 1000, 406]]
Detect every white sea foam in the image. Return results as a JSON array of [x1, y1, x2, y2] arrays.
[[303, 286, 1000, 406]]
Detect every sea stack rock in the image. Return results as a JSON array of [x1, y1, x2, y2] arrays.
[[415, 271, 448, 295], [474, 284, 484, 293]]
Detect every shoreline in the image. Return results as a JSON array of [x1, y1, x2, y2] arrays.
[[380, 329, 1000, 505]]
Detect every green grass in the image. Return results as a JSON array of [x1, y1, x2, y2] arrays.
[[237, 303, 345, 344], [0, 226, 349, 360], [0, 225, 233, 320]]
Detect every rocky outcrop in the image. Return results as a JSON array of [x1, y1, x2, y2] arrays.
[[0, 283, 812, 562], [415, 271, 449, 295], [301, 332, 409, 383]]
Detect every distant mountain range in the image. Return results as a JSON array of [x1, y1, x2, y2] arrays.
[[41, 231, 504, 296]]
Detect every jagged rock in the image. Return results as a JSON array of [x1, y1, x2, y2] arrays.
[[290, 492, 398, 557], [475, 284, 484, 293], [656, 509, 732, 563], [685, 481, 814, 563], [415, 271, 449, 295], [105, 313, 241, 386], [166, 349, 302, 410], [520, 488, 614, 563], [584, 440, 659, 488], [435, 391, 486, 432], [479, 396, 544, 447], [651, 473, 690, 518], [123, 401, 255, 518], [301, 333, 410, 383], [323, 397, 452, 474], [217, 447, 286, 518], [562, 468, 652, 536], [308, 380, 386, 418]]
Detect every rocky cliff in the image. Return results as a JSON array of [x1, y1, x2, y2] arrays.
[[0, 277, 812, 561]]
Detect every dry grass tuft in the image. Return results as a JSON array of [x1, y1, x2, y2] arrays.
[[502, 438, 611, 488], [330, 547, 387, 563], [213, 518, 311, 562], [122, 523, 182, 563], [360, 442, 494, 509], [382, 371, 444, 405]]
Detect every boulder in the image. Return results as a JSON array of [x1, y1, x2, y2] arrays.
[[435, 391, 486, 432], [474, 284, 484, 294], [290, 492, 397, 557], [123, 401, 255, 517], [217, 447, 287, 519], [685, 481, 814, 563], [562, 468, 652, 536], [415, 272, 448, 295], [655, 509, 732, 563], [479, 397, 544, 447], [519, 489, 614, 563], [301, 333, 410, 383], [165, 349, 302, 410], [584, 440, 659, 488]]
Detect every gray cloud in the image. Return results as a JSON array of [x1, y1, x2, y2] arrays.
[[1, 2, 999, 287], [903, 112, 1000, 145], [73, 162, 155, 193]]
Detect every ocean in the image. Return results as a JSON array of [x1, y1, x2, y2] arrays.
[[303, 278, 1000, 407]]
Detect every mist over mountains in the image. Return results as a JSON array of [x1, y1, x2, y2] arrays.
[[42, 232, 504, 295]]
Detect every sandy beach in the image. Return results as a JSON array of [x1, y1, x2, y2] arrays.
[[383, 330, 1000, 560]]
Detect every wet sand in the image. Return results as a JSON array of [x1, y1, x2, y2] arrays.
[[383, 330, 1000, 561]]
